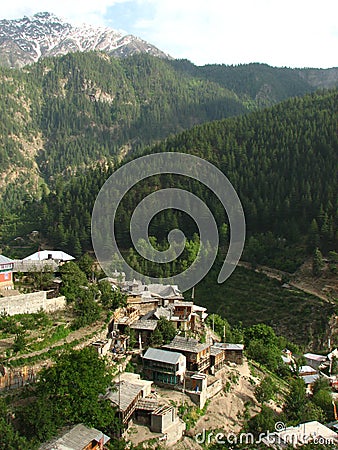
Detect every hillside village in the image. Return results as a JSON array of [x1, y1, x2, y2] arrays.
[[0, 250, 338, 449]]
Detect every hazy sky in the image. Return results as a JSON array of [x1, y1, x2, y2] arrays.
[[2, 0, 338, 68]]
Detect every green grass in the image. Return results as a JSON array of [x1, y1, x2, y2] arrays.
[[28, 325, 71, 352], [192, 266, 335, 349]]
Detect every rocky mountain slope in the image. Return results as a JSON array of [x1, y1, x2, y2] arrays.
[[0, 12, 170, 68]]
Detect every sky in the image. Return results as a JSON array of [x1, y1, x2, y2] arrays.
[[2, 0, 338, 68]]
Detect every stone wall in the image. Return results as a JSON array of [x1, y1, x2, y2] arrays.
[[0, 291, 66, 315]]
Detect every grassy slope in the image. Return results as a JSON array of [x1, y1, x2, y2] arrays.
[[192, 266, 335, 349]]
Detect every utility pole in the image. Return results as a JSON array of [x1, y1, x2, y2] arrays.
[[182, 374, 186, 406]]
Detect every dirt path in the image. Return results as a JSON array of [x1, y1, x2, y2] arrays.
[[186, 359, 260, 443], [238, 261, 335, 303]]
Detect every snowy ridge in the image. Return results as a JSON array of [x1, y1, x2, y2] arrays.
[[0, 12, 170, 67]]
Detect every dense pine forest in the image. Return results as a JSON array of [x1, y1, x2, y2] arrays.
[[0, 52, 337, 275], [2, 87, 336, 273], [0, 52, 335, 205]]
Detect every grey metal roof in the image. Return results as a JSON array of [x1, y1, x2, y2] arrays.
[[130, 319, 158, 331], [301, 374, 320, 385], [39, 423, 109, 449], [0, 255, 13, 265], [162, 335, 210, 354], [224, 343, 244, 350], [143, 347, 184, 365]]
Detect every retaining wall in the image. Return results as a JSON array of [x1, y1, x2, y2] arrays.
[[0, 291, 66, 315]]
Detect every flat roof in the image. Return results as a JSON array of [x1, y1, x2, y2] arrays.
[[143, 347, 184, 365]]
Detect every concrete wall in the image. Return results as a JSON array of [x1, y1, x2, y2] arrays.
[[187, 390, 208, 409], [207, 378, 223, 399], [0, 291, 66, 315], [151, 407, 175, 433]]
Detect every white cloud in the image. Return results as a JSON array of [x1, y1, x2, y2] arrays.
[[1, 0, 338, 67], [0, 0, 127, 26], [133, 0, 338, 67]]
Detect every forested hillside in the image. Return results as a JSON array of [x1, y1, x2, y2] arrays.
[[3, 89, 337, 273], [0, 52, 336, 208], [0, 51, 247, 205]]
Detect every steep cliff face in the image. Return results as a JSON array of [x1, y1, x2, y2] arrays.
[[298, 67, 338, 89]]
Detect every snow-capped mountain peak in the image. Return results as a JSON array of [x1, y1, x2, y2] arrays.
[[0, 12, 170, 68]]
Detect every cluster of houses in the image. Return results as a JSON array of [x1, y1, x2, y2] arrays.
[[1, 250, 245, 447], [4, 249, 338, 448], [0, 250, 74, 292], [85, 277, 245, 444], [282, 347, 338, 397]]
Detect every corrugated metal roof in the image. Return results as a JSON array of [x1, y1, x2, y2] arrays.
[[143, 347, 184, 364], [0, 255, 13, 265]]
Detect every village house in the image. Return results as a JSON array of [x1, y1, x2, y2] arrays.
[[122, 281, 184, 308], [141, 303, 194, 331], [126, 294, 160, 316], [38, 423, 110, 450], [262, 420, 338, 448], [13, 249, 74, 274], [130, 319, 159, 347], [299, 365, 320, 394], [171, 301, 193, 331], [162, 335, 211, 372], [304, 352, 328, 370], [105, 371, 184, 444], [213, 342, 244, 364], [23, 249, 75, 262], [110, 305, 139, 334], [0, 254, 14, 290], [105, 380, 145, 428], [210, 345, 226, 374], [91, 339, 112, 356], [143, 347, 186, 385]]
